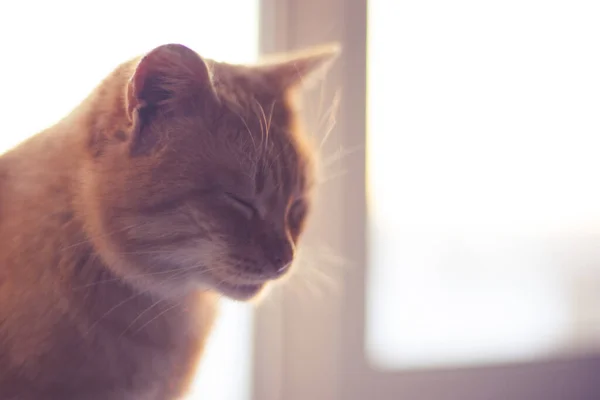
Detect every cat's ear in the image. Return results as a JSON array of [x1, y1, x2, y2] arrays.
[[126, 43, 217, 118], [258, 43, 341, 90]]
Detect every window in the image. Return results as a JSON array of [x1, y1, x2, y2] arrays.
[[0, 2, 259, 399], [366, 0, 600, 370]]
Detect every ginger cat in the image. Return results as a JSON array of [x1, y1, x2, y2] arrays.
[[0, 43, 338, 399]]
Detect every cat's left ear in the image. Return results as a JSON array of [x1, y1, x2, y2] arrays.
[[124, 44, 218, 155], [258, 43, 341, 90], [126, 43, 217, 119]]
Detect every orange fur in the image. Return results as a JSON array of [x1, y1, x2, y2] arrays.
[[0, 43, 338, 399]]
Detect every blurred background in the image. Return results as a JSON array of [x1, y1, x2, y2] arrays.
[[2, 0, 600, 399]]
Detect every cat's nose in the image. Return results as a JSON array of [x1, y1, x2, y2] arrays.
[[265, 239, 294, 277]]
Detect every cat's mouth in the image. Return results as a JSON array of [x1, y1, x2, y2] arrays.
[[198, 266, 285, 300], [203, 266, 290, 300], [211, 279, 266, 300]]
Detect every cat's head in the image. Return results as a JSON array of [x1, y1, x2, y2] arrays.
[[80, 43, 338, 300]]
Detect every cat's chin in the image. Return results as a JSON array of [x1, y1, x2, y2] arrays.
[[215, 282, 266, 301], [211, 280, 266, 301]]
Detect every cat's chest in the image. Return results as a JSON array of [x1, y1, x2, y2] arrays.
[[60, 266, 218, 398], [37, 296, 216, 400], [87, 311, 211, 399]]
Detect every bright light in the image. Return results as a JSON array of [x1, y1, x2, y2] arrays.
[[0, 1, 258, 398], [367, 0, 600, 369]]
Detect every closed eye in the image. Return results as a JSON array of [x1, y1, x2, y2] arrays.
[[287, 198, 308, 234], [223, 192, 256, 218]]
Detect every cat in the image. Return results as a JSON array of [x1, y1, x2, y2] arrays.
[[0, 42, 338, 399]]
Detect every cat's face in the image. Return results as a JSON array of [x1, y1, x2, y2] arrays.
[[82, 44, 337, 300]]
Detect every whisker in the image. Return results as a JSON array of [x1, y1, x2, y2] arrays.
[[285, 260, 343, 300], [265, 101, 275, 146], [119, 297, 167, 337], [253, 99, 266, 153], [82, 264, 221, 335], [317, 168, 348, 185], [59, 221, 153, 252], [74, 264, 221, 290], [236, 112, 258, 152], [117, 249, 195, 256], [297, 244, 347, 266], [318, 89, 341, 152], [73, 268, 183, 290], [316, 78, 327, 130], [320, 144, 363, 170], [255, 100, 270, 155], [83, 286, 156, 337], [129, 302, 182, 336]]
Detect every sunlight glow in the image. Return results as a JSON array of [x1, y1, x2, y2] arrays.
[[367, 0, 600, 370]]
